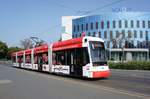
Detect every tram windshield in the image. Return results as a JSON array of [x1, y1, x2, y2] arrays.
[[89, 41, 107, 66]]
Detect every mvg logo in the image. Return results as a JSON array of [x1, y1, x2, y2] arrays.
[[112, 7, 132, 13]]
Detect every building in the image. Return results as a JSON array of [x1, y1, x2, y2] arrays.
[[61, 16, 81, 41], [71, 12, 150, 61]]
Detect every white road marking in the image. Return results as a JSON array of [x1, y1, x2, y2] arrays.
[[0, 79, 12, 84]]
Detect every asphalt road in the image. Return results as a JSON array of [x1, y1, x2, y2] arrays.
[[0, 64, 150, 99]]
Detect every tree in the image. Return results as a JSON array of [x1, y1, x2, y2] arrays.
[[0, 41, 8, 59], [30, 37, 46, 47], [7, 47, 23, 60], [20, 38, 34, 49]]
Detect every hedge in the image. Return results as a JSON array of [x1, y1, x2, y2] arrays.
[[108, 61, 150, 70]]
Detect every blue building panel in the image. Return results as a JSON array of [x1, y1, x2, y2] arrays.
[[72, 12, 150, 49]]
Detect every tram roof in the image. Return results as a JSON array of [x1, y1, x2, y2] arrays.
[[11, 36, 104, 56], [52, 37, 83, 51]]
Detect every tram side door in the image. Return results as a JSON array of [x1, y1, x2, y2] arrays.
[[18, 56, 21, 68], [37, 54, 43, 71], [70, 49, 83, 77], [70, 52, 74, 75], [17, 55, 23, 68]]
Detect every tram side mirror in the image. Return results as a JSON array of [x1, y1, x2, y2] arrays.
[[84, 39, 87, 43]]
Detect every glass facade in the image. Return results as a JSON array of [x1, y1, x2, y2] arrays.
[[72, 12, 150, 61]]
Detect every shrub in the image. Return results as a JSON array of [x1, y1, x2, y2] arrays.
[[108, 61, 150, 70]]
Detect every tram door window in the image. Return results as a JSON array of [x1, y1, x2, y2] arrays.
[[18, 56, 23, 63], [66, 50, 71, 65], [73, 48, 89, 66], [52, 53, 56, 65], [42, 53, 48, 64], [37, 54, 42, 64], [37, 52, 48, 71], [34, 53, 43, 71], [34, 55, 38, 64], [71, 48, 89, 76], [25, 55, 31, 63], [35, 53, 48, 64], [18, 56, 23, 67]]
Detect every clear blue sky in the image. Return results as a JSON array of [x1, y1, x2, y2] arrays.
[[0, 0, 150, 47]]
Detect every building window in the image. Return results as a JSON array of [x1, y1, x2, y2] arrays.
[[134, 30, 137, 38], [131, 20, 134, 28], [125, 20, 128, 28], [96, 22, 98, 29], [81, 24, 84, 31], [113, 20, 116, 28], [137, 20, 140, 28], [148, 21, 150, 28], [107, 21, 110, 28], [76, 34, 78, 37], [110, 31, 113, 39], [79, 33, 81, 37], [88, 32, 91, 36], [98, 31, 101, 38], [119, 40, 122, 48], [91, 22, 93, 30], [107, 41, 110, 48], [101, 21, 104, 29], [130, 40, 134, 48], [122, 30, 125, 38], [140, 31, 143, 38], [73, 25, 76, 32], [77, 25, 79, 32], [86, 23, 88, 30], [140, 42, 142, 48], [75, 34, 77, 38], [93, 32, 96, 37], [119, 20, 122, 28], [142, 20, 145, 28], [137, 41, 140, 48], [104, 31, 107, 39], [128, 30, 132, 38], [145, 31, 148, 40], [116, 31, 119, 38]]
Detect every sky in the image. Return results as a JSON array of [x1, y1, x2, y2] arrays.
[[0, 0, 150, 47]]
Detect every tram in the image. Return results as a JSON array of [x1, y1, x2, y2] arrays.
[[11, 36, 110, 78]]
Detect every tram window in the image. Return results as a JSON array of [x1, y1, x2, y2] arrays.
[[66, 50, 71, 65], [35, 52, 48, 64], [34, 55, 38, 64], [18, 56, 23, 63], [53, 51, 70, 65], [25, 55, 31, 63], [73, 48, 89, 66], [83, 48, 90, 65], [52, 53, 56, 65], [54, 51, 66, 65], [52, 48, 89, 66], [53, 51, 69, 65], [42, 53, 48, 64]]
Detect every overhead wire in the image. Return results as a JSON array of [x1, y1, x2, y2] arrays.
[[35, 0, 126, 41]]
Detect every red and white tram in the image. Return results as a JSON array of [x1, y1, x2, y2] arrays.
[[12, 36, 110, 78]]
